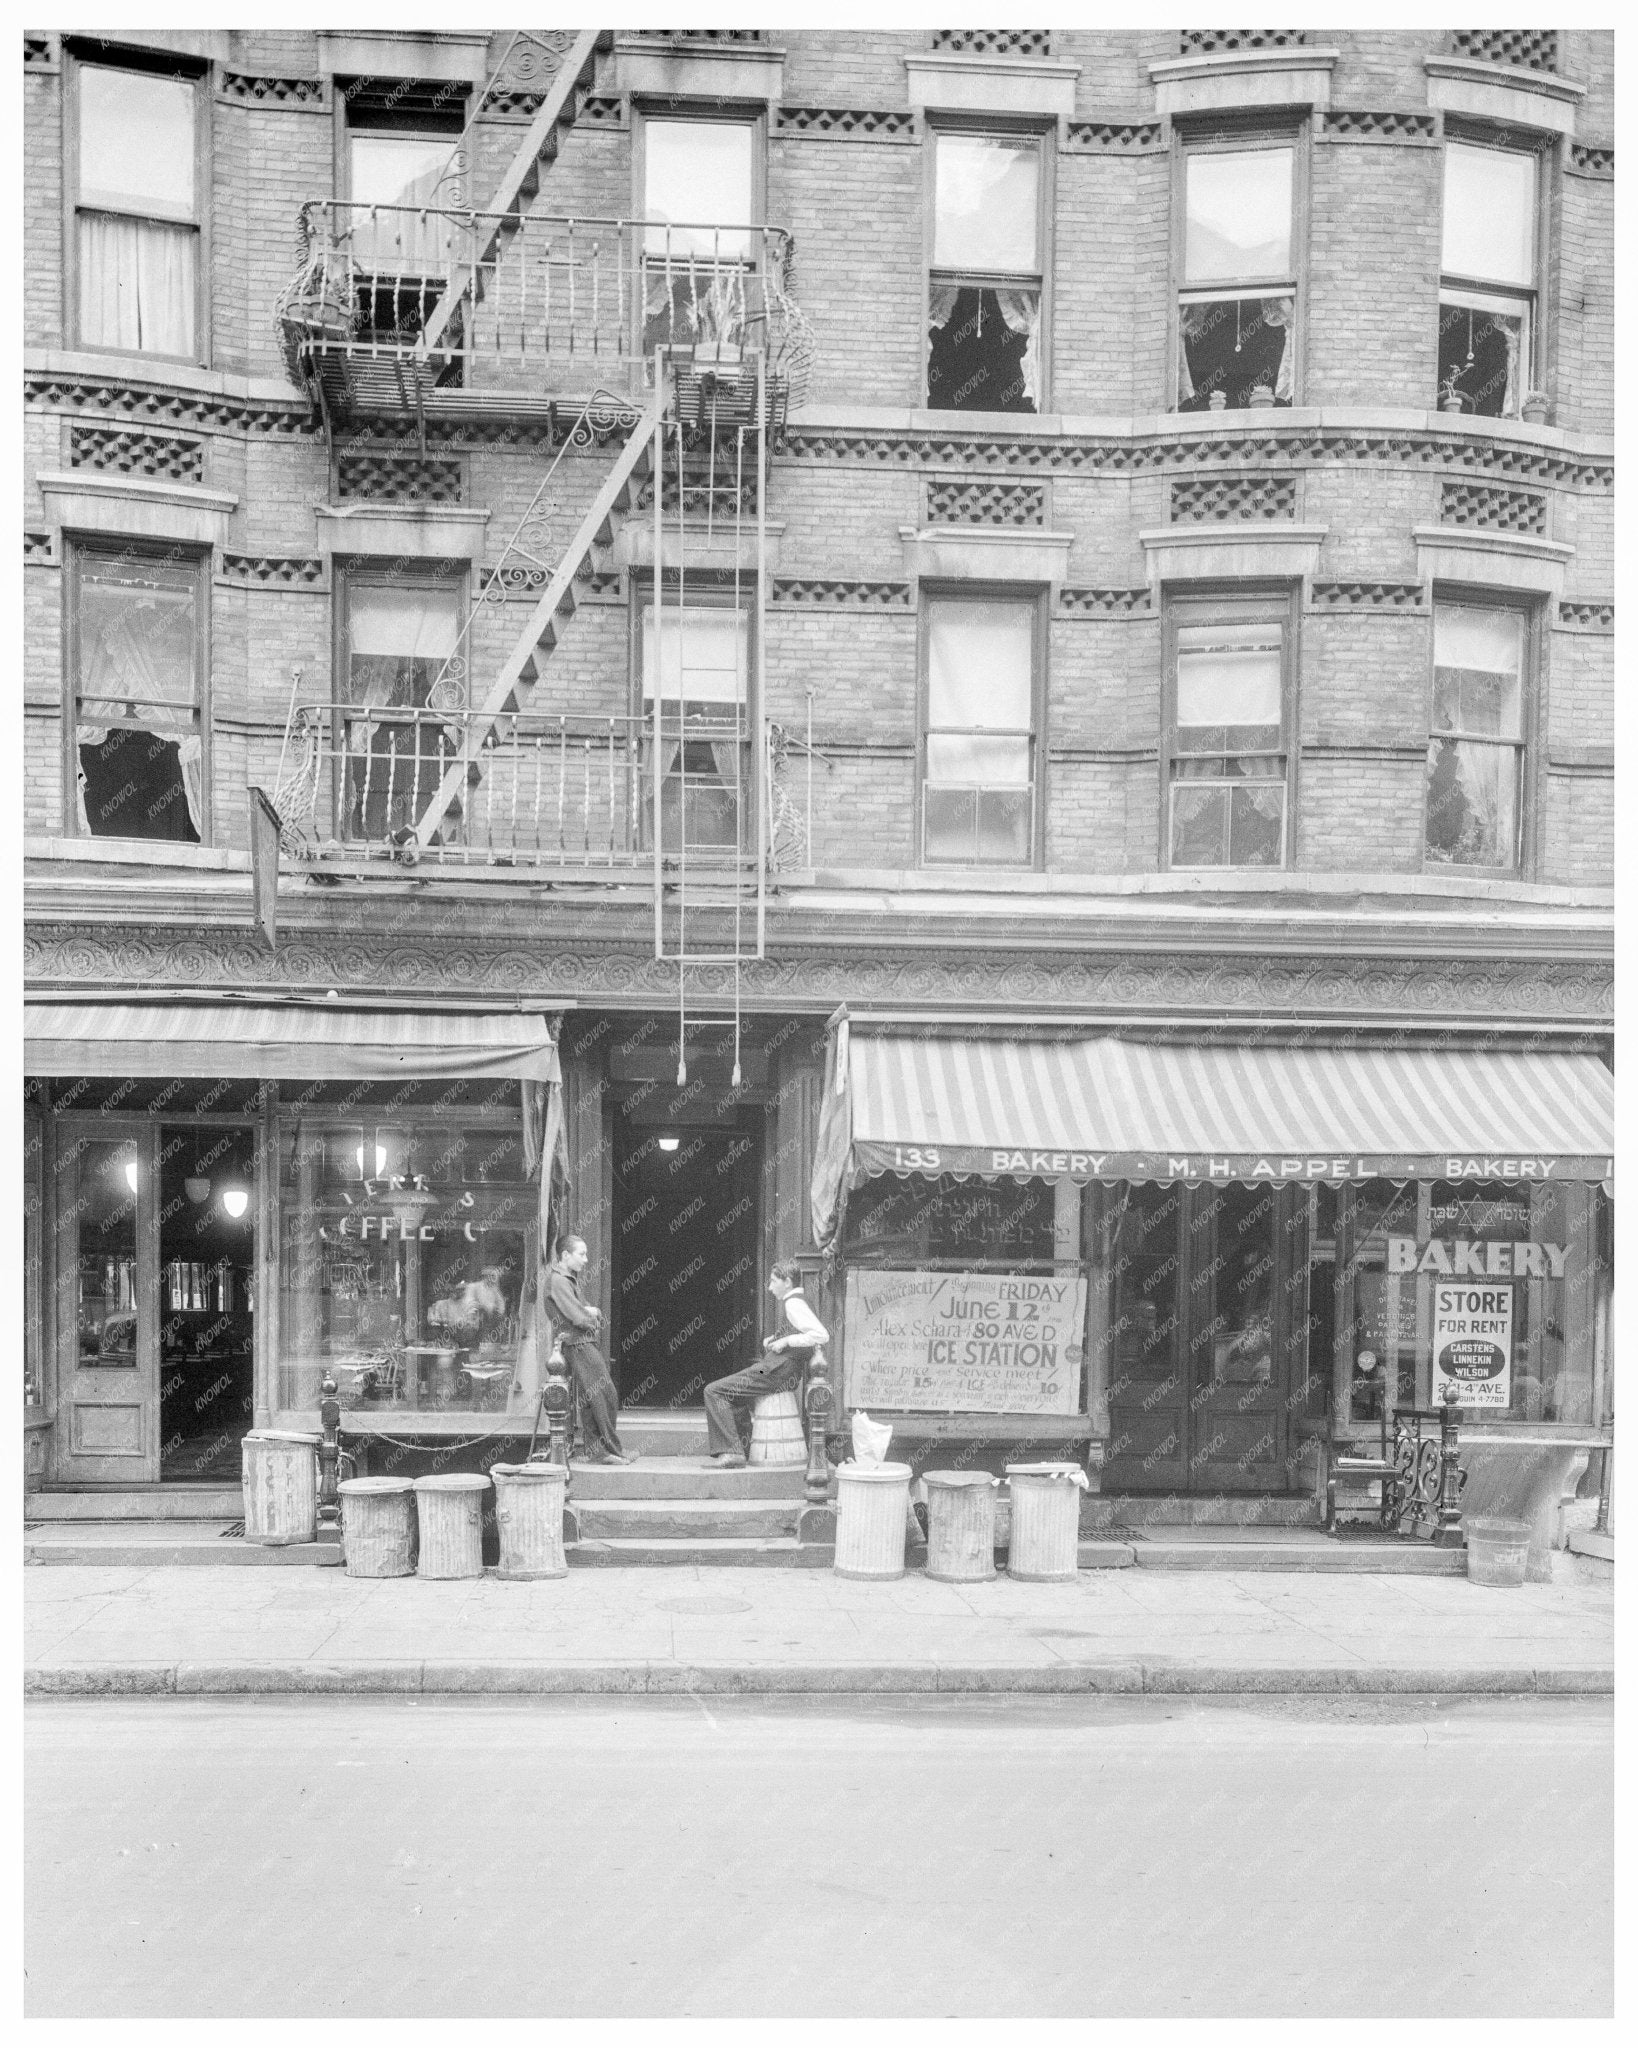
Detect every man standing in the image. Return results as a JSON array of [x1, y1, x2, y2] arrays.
[[704, 1259, 828, 1468], [544, 1234, 631, 1464]]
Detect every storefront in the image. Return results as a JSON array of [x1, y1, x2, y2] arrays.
[[24, 1000, 565, 1491], [810, 1017, 1615, 1496]]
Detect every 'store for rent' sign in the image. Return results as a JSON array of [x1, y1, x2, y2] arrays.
[[843, 1269, 1087, 1415], [1431, 1281, 1514, 1408]]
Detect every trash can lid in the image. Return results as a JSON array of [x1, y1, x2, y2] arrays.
[[922, 1469, 999, 1488], [837, 1459, 912, 1481], [412, 1472, 492, 1492], [245, 1429, 321, 1445], [489, 1462, 567, 1481], [1005, 1461, 1084, 1479], [339, 1476, 413, 1495]]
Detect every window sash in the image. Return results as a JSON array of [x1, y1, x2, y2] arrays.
[[1183, 144, 1295, 288], [932, 131, 1041, 273], [643, 119, 756, 259], [1424, 737, 1523, 869], [1169, 779, 1288, 868], [77, 62, 197, 221], [1441, 140, 1537, 291]]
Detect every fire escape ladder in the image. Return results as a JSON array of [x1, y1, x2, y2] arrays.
[[417, 27, 612, 364], [409, 375, 669, 855]]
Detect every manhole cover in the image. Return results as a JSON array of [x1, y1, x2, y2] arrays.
[[654, 1595, 753, 1616]]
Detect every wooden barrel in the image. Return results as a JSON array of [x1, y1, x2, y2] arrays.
[[749, 1389, 807, 1466], [1005, 1463, 1084, 1582], [241, 1430, 320, 1545], [924, 1470, 999, 1582], [834, 1461, 913, 1580], [490, 1463, 569, 1579], [412, 1473, 490, 1579], [339, 1477, 415, 1578]]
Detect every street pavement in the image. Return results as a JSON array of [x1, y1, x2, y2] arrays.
[[25, 1694, 1612, 2017], [24, 1560, 1614, 1696]]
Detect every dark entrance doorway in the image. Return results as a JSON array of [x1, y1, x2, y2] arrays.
[[1101, 1181, 1303, 1493], [610, 1110, 762, 1411], [158, 1125, 256, 1481]]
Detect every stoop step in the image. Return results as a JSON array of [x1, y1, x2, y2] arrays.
[[568, 1455, 804, 1501], [27, 1486, 245, 1522], [568, 1536, 833, 1568], [573, 1497, 805, 1542]]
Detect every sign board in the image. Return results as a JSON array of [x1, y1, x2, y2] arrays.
[[1430, 1280, 1513, 1408], [843, 1268, 1087, 1415]]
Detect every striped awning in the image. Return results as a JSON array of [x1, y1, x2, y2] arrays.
[[811, 1026, 1614, 1243], [24, 1001, 560, 1084]]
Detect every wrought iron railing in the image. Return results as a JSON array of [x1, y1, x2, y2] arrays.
[[279, 203, 811, 394]]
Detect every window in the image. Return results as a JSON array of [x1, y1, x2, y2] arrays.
[[1165, 597, 1292, 868], [640, 595, 749, 853], [921, 595, 1038, 865], [72, 55, 201, 359], [338, 572, 463, 842], [343, 83, 465, 342], [1438, 140, 1538, 418], [68, 544, 206, 842], [1177, 142, 1296, 411], [1425, 600, 1526, 870], [927, 130, 1044, 414], [640, 117, 758, 357]]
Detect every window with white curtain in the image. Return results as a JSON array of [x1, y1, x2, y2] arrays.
[[1165, 598, 1292, 869], [1438, 140, 1538, 418], [640, 598, 748, 853], [74, 58, 200, 358], [927, 131, 1044, 414], [1425, 601, 1527, 869], [1177, 141, 1297, 412], [640, 118, 759, 358], [922, 595, 1037, 865], [69, 544, 205, 842], [339, 575, 463, 843]]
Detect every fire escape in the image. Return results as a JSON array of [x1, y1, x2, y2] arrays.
[[273, 30, 813, 979]]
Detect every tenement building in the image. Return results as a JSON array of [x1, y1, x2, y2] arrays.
[[23, 28, 1614, 1549]]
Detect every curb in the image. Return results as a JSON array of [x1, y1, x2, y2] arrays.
[[23, 1659, 1614, 1699]]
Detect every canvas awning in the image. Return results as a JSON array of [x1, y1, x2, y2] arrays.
[[24, 1000, 560, 1084], [811, 1023, 1614, 1246]]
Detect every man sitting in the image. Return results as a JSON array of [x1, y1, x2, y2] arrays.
[[704, 1260, 828, 1468]]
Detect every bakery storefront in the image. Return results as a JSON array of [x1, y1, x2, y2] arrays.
[[810, 1017, 1615, 1498], [24, 1000, 565, 1496]]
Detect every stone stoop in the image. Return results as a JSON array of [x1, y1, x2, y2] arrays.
[[27, 1486, 245, 1522], [1082, 1493, 1323, 1531]]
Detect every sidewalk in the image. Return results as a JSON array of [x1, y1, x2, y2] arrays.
[[24, 1561, 1614, 1698]]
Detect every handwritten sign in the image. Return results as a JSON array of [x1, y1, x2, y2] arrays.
[[844, 1269, 1087, 1415], [1431, 1281, 1513, 1409]]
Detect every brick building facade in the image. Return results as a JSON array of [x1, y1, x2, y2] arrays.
[[23, 29, 1613, 1537]]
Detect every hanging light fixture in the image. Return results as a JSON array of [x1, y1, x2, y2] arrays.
[[657, 1134, 681, 1153], [123, 1158, 140, 1194], [185, 1175, 212, 1205], [221, 1186, 250, 1220]]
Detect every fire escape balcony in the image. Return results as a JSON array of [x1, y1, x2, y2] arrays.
[[278, 202, 810, 436]]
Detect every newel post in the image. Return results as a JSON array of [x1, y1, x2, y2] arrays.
[[1433, 1396, 1465, 1547], [804, 1366, 831, 1504], [316, 1365, 343, 1547]]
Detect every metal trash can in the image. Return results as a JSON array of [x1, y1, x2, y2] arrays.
[[339, 1476, 415, 1578], [833, 1460, 913, 1580], [1465, 1514, 1532, 1588], [923, 1470, 999, 1582], [490, 1462, 569, 1579], [1005, 1462, 1085, 1582], [241, 1429, 320, 1545], [413, 1473, 490, 1579], [749, 1389, 807, 1465]]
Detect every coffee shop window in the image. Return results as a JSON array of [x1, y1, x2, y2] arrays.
[[276, 1095, 538, 1419], [1176, 137, 1297, 411], [67, 542, 207, 843], [927, 128, 1046, 414], [1437, 137, 1538, 418]]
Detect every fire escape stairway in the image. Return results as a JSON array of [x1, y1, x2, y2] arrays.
[[409, 377, 667, 858], [416, 27, 613, 367]]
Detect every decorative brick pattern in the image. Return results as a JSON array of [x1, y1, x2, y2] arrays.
[[24, 530, 54, 565], [578, 94, 626, 126], [931, 30, 1053, 56], [219, 74, 326, 104], [218, 555, 326, 587], [1064, 120, 1164, 152], [925, 477, 1045, 527], [1557, 600, 1614, 631], [775, 106, 917, 139], [1450, 29, 1558, 73], [1321, 109, 1437, 142], [335, 453, 464, 505], [1569, 143, 1614, 177], [25, 374, 316, 439], [772, 579, 913, 608], [1438, 480, 1548, 536], [1180, 30, 1306, 53], [24, 33, 55, 67], [1058, 587, 1153, 616], [1169, 473, 1297, 523], [634, 472, 760, 517], [69, 423, 205, 484], [1310, 581, 1426, 610]]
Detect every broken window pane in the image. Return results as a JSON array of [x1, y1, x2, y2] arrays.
[[927, 284, 1041, 413], [924, 598, 1034, 865], [74, 552, 201, 842], [1425, 603, 1523, 868], [1436, 292, 1526, 416], [1442, 141, 1536, 288], [1184, 148, 1293, 284], [1178, 293, 1292, 410], [933, 133, 1039, 272]]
